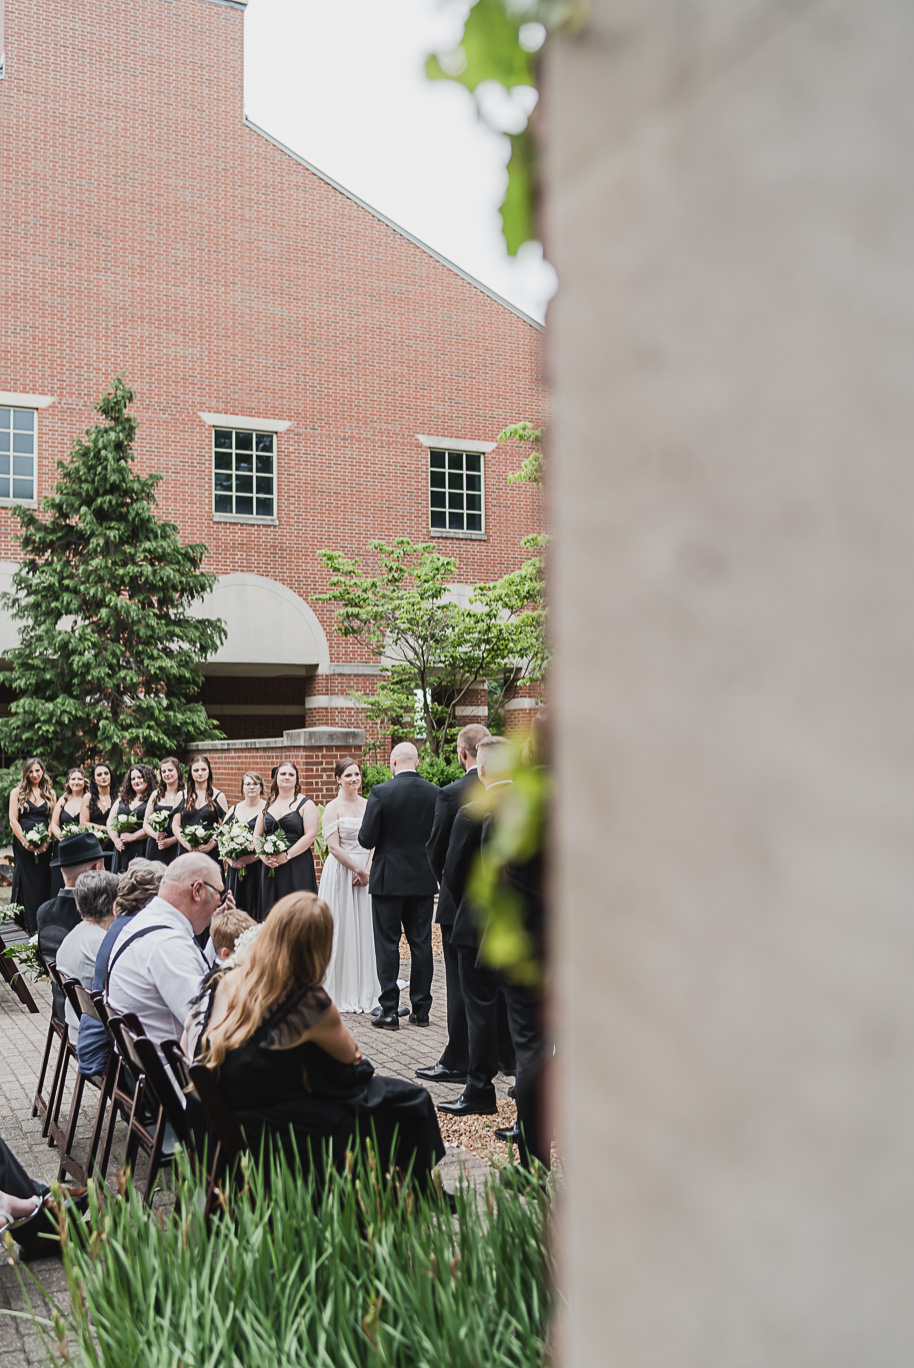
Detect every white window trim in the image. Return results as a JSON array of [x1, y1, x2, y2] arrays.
[[0, 401, 42, 509], [210, 424, 279, 525], [425, 443, 487, 540], [416, 434, 496, 454], [0, 391, 55, 409], [199, 412, 291, 433]]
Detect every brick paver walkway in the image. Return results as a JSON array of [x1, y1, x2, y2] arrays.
[[0, 950, 514, 1366]]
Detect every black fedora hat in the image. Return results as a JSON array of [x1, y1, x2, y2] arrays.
[[50, 831, 106, 868]]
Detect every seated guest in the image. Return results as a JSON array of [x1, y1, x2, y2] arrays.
[[55, 870, 119, 1045], [36, 831, 106, 1024], [0, 1133, 87, 1262], [77, 858, 165, 1077], [192, 893, 445, 1184], [210, 906, 257, 965], [106, 852, 227, 1054]]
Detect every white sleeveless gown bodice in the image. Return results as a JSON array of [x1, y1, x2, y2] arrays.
[[319, 815, 380, 1014]]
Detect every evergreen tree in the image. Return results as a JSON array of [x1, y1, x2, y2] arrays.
[[0, 377, 226, 774]]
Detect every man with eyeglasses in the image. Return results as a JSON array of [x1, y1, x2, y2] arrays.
[[105, 852, 234, 1055]]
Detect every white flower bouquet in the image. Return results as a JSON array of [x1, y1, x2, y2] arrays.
[[59, 822, 93, 840], [216, 821, 257, 879], [256, 828, 290, 877], [22, 825, 50, 861], [110, 813, 140, 837], [147, 809, 173, 835], [181, 824, 213, 850]]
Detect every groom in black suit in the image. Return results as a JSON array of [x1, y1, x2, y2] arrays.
[[358, 741, 440, 1031], [417, 723, 489, 1084]]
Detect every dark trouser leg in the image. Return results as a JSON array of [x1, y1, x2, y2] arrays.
[[457, 947, 498, 1103], [402, 895, 434, 1019], [438, 923, 468, 1072], [370, 895, 404, 1016], [497, 987, 516, 1074], [0, 1136, 47, 1200], [498, 978, 548, 1169]]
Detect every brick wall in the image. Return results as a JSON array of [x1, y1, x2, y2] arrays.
[[186, 728, 367, 810], [0, 0, 546, 730]]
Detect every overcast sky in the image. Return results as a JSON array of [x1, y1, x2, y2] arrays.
[[243, 0, 555, 322]]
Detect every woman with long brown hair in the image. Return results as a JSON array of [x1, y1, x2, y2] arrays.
[[191, 892, 444, 1182], [142, 756, 185, 866], [107, 764, 156, 876], [8, 758, 56, 933], [174, 755, 226, 864], [222, 770, 266, 918], [48, 766, 90, 895], [254, 761, 319, 919]]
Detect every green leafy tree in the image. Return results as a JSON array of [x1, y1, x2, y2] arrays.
[[0, 377, 226, 774], [317, 538, 544, 758]]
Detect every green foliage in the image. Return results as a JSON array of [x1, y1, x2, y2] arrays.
[[0, 761, 21, 846], [22, 1145, 555, 1368], [468, 755, 547, 986], [501, 422, 544, 486], [0, 378, 226, 775], [317, 539, 543, 758], [361, 762, 392, 796], [426, 2, 584, 253], [0, 935, 48, 983], [417, 752, 465, 788]]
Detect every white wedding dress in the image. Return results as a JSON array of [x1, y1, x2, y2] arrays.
[[320, 815, 380, 1013]]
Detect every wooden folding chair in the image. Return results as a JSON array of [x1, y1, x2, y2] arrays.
[[106, 1014, 181, 1205], [161, 1039, 244, 1217], [35, 964, 71, 1143], [94, 995, 140, 1182], [0, 931, 38, 1013], [59, 983, 118, 1184]]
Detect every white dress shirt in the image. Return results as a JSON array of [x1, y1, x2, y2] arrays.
[[105, 895, 210, 1050]]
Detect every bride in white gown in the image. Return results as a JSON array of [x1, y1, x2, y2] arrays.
[[319, 758, 380, 1013]]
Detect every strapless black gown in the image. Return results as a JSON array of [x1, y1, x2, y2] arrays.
[[222, 807, 262, 919], [259, 798, 317, 919], [145, 796, 184, 866], [12, 798, 53, 935]]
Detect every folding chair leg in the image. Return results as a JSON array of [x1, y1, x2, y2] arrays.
[[58, 1071, 88, 1184], [99, 1059, 126, 1181], [32, 1021, 56, 1119], [85, 1064, 115, 1181], [41, 1035, 68, 1142], [46, 1045, 73, 1150], [142, 1110, 168, 1207]]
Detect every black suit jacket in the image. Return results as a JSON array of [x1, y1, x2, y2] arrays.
[[426, 768, 482, 926], [443, 808, 487, 950], [36, 888, 80, 1022], [358, 772, 440, 897]]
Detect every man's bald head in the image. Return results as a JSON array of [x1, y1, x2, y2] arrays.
[[162, 852, 223, 892], [390, 741, 419, 774], [159, 852, 225, 933]]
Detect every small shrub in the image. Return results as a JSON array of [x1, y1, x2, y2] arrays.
[[22, 1146, 555, 1367], [362, 762, 392, 796], [417, 752, 464, 787]]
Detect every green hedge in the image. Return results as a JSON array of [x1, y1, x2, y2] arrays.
[[362, 754, 464, 796], [28, 1146, 554, 1368]]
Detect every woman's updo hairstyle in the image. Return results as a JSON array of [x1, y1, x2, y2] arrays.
[[333, 757, 362, 781]]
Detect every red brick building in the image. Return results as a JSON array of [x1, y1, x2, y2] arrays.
[[0, 0, 544, 796]]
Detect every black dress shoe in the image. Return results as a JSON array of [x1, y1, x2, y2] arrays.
[[371, 1012, 399, 1031], [437, 1092, 498, 1117], [398, 1006, 409, 1017], [408, 1012, 430, 1027], [415, 1063, 468, 1084], [495, 1124, 521, 1143]]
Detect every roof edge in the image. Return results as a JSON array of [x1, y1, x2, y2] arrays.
[[243, 116, 544, 332]]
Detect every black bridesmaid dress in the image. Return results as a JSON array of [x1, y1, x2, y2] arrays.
[[86, 794, 115, 868], [109, 798, 149, 876], [48, 799, 85, 897], [144, 795, 184, 866], [259, 797, 317, 919], [12, 799, 53, 935], [180, 797, 225, 865], [222, 806, 262, 920]]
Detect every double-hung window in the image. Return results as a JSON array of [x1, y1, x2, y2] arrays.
[[0, 406, 37, 504], [213, 428, 276, 520], [429, 448, 485, 533]]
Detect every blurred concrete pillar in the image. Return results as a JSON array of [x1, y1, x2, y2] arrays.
[[545, 1, 914, 1363]]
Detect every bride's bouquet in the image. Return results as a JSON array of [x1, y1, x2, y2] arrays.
[[181, 824, 213, 850], [147, 809, 173, 835], [22, 825, 50, 861], [110, 812, 140, 837], [59, 822, 93, 840], [256, 828, 290, 877], [216, 821, 257, 879]]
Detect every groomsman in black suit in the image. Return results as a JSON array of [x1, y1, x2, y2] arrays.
[[358, 741, 440, 1031], [437, 736, 515, 1117], [416, 723, 489, 1085]]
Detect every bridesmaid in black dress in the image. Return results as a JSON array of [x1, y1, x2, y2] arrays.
[[222, 770, 266, 919], [48, 767, 90, 895], [174, 755, 227, 866], [107, 764, 155, 875], [254, 761, 319, 919], [80, 763, 115, 863], [8, 758, 56, 935], [142, 756, 185, 866]]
